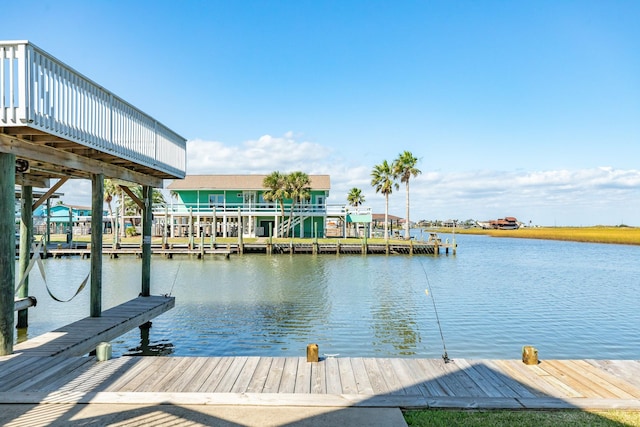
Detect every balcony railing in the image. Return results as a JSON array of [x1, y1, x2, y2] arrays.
[[0, 40, 186, 178], [152, 202, 371, 217]]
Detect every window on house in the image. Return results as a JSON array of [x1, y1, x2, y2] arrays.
[[209, 194, 224, 209]]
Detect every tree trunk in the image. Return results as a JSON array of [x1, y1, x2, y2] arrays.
[[384, 194, 389, 241], [405, 180, 410, 240]]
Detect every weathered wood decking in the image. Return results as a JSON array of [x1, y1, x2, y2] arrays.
[[1, 355, 639, 409], [8, 296, 174, 358]]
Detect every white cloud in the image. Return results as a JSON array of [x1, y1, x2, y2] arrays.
[[186, 134, 331, 175]]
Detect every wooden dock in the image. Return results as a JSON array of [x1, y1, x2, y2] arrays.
[[9, 296, 175, 358], [1, 354, 639, 410], [46, 241, 455, 258]]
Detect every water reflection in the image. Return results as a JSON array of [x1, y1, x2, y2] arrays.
[[123, 322, 174, 356], [371, 259, 421, 355]]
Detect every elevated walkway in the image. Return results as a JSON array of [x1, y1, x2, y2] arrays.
[[1, 40, 186, 186]]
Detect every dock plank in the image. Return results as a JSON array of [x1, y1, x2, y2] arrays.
[[324, 357, 342, 395], [362, 358, 389, 394], [469, 359, 539, 398], [294, 357, 311, 393], [278, 357, 299, 393], [246, 357, 272, 393], [198, 357, 234, 392], [337, 358, 358, 394], [310, 360, 326, 394], [230, 356, 261, 393], [169, 357, 213, 392], [263, 357, 285, 393], [215, 356, 248, 393], [349, 357, 374, 395], [406, 358, 448, 396]]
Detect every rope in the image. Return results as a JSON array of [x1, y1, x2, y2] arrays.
[[419, 259, 451, 363], [165, 261, 182, 297], [15, 237, 89, 303]]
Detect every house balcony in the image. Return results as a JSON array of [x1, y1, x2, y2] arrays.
[[1, 40, 186, 181], [152, 202, 372, 217]]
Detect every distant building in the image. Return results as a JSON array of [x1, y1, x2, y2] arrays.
[[167, 174, 336, 238], [477, 217, 520, 230]]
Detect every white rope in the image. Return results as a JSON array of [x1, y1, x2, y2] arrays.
[[15, 238, 90, 303]]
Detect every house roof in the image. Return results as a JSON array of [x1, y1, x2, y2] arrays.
[[372, 213, 404, 222], [167, 175, 331, 191]]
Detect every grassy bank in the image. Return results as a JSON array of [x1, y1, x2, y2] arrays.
[[404, 409, 640, 426], [440, 226, 640, 246]]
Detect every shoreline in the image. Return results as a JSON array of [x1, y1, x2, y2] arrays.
[[34, 225, 640, 248], [436, 226, 640, 246]]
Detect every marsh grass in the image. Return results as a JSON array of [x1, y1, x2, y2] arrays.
[[448, 226, 640, 245], [403, 409, 640, 426]]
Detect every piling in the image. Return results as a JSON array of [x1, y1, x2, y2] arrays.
[[522, 345, 539, 365], [307, 343, 319, 362]]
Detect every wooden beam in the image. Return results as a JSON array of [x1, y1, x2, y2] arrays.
[[0, 133, 162, 188], [15, 174, 50, 188], [32, 177, 69, 211], [0, 152, 16, 355], [90, 174, 104, 317], [120, 185, 144, 211], [141, 186, 153, 296], [17, 185, 33, 329]]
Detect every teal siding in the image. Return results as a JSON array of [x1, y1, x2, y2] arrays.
[[172, 189, 327, 237]]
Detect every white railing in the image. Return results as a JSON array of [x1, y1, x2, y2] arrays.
[[0, 40, 186, 178], [152, 202, 372, 216]]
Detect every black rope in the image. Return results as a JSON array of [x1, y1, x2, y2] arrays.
[[419, 259, 451, 363]]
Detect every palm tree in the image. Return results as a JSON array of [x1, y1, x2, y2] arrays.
[[371, 160, 398, 240], [122, 186, 166, 228], [285, 171, 311, 237], [263, 171, 288, 237], [347, 187, 365, 237], [393, 151, 421, 240], [103, 179, 119, 239]]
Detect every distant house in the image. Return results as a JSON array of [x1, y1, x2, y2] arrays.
[[477, 217, 520, 230], [42, 204, 109, 234], [166, 174, 335, 238]]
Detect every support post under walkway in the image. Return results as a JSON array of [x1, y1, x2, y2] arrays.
[[0, 153, 16, 355]]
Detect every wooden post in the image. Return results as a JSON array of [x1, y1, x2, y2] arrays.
[[188, 207, 194, 249], [306, 343, 319, 362], [90, 174, 104, 317], [0, 153, 16, 355], [200, 223, 205, 257], [17, 185, 33, 328], [162, 205, 168, 249], [522, 345, 539, 365], [68, 205, 73, 248], [45, 197, 51, 257], [211, 210, 217, 247], [237, 208, 243, 254], [141, 185, 152, 297]]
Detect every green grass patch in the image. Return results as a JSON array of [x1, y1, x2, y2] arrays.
[[403, 409, 640, 426]]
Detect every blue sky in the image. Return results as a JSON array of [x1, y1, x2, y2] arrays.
[[5, 0, 640, 225]]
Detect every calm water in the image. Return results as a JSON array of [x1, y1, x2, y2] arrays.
[[17, 234, 640, 360]]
